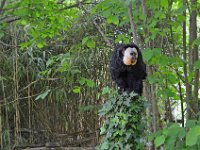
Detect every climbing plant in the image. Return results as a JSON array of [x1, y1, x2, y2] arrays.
[[98, 88, 146, 150]]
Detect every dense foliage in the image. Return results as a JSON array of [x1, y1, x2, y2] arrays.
[[98, 90, 146, 150], [0, 0, 200, 149]]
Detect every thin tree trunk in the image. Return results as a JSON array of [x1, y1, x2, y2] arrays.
[[0, 107, 1, 149], [178, 82, 185, 127], [188, 0, 198, 119], [128, 2, 141, 46], [12, 23, 21, 146], [140, 1, 159, 149], [1, 72, 10, 148], [182, 0, 191, 120], [27, 70, 33, 143]]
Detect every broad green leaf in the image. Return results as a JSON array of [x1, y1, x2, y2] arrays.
[[167, 74, 177, 84], [186, 126, 200, 146], [21, 20, 27, 25], [158, 55, 169, 66], [177, 15, 186, 22], [148, 130, 162, 141], [188, 71, 194, 83], [87, 39, 95, 48], [152, 48, 161, 56], [194, 60, 200, 69], [73, 86, 81, 94], [112, 16, 119, 25], [35, 89, 51, 100], [174, 5, 187, 14], [107, 15, 119, 25], [154, 135, 165, 147], [142, 49, 153, 62], [79, 78, 86, 85], [160, 0, 168, 8], [194, 37, 200, 46], [82, 37, 89, 45], [102, 10, 112, 17], [186, 120, 197, 128], [86, 79, 95, 88], [178, 128, 186, 139], [148, 74, 160, 84], [100, 141, 109, 149], [37, 42, 45, 48]]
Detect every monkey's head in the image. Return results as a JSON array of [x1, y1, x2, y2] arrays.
[[122, 47, 138, 66]]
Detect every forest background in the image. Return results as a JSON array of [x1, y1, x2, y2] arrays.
[[0, 0, 200, 149]]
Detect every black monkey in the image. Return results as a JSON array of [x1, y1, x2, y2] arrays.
[[109, 43, 147, 95]]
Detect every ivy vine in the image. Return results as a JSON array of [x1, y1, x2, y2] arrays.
[[98, 91, 146, 150]]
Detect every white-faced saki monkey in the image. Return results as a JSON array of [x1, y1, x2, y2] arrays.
[[109, 43, 147, 95]]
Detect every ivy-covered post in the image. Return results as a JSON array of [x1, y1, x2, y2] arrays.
[[98, 91, 146, 150]]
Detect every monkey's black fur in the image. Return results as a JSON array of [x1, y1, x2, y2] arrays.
[[109, 43, 147, 95]]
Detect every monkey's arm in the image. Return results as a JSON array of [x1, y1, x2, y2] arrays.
[[110, 68, 127, 91]]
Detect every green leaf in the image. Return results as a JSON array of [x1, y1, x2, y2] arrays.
[[73, 86, 81, 94], [102, 87, 111, 95], [160, 0, 168, 8], [148, 74, 160, 84], [86, 79, 95, 88], [142, 49, 153, 62], [46, 58, 54, 67], [87, 39, 95, 48], [194, 60, 200, 69], [158, 55, 169, 66], [178, 128, 186, 139], [100, 141, 109, 149], [107, 15, 119, 25], [112, 16, 119, 25], [186, 120, 197, 128], [21, 20, 27, 25], [0, 32, 4, 39], [102, 10, 112, 17], [177, 15, 186, 22], [194, 37, 200, 46], [79, 77, 86, 85], [148, 131, 161, 141], [154, 135, 165, 147], [100, 126, 106, 135], [174, 5, 187, 14], [186, 126, 200, 146], [35, 89, 51, 100], [167, 74, 177, 84], [37, 42, 45, 48], [152, 48, 161, 56], [82, 37, 89, 45]]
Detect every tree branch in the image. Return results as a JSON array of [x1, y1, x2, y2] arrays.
[[0, 16, 20, 23], [0, 0, 6, 15], [93, 20, 112, 47], [61, 0, 87, 10]]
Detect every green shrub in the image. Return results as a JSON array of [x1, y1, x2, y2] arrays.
[[149, 119, 200, 149]]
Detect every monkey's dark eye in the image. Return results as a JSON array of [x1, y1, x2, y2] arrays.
[[130, 52, 134, 56]]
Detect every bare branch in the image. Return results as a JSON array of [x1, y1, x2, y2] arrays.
[[61, 0, 87, 10], [0, 16, 20, 23], [93, 20, 112, 48], [127, 3, 142, 47], [0, 40, 16, 47], [0, 0, 6, 14]]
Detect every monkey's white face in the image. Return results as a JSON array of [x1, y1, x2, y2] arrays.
[[122, 47, 138, 66]]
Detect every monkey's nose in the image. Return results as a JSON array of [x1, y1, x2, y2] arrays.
[[131, 56, 136, 61]]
